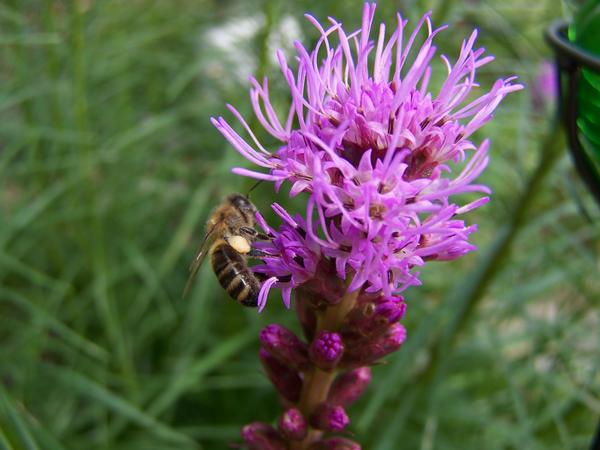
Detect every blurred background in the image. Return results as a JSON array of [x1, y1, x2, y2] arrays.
[[1, 0, 599, 449]]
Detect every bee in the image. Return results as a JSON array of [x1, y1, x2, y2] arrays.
[[183, 193, 267, 306]]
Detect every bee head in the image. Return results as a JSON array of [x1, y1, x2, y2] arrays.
[[228, 194, 256, 214]]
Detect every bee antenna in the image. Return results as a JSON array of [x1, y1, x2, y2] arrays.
[[246, 180, 263, 199]]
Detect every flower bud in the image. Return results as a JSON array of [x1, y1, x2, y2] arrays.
[[374, 296, 406, 324], [241, 422, 287, 450], [278, 407, 307, 441], [308, 437, 361, 450], [309, 331, 344, 370], [347, 295, 406, 336], [259, 349, 302, 402], [295, 289, 317, 341], [260, 324, 309, 371], [310, 403, 349, 432], [343, 323, 406, 366], [328, 367, 371, 406], [298, 260, 346, 306]]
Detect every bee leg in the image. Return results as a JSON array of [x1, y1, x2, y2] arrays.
[[239, 226, 257, 236], [247, 248, 269, 258], [254, 272, 270, 282], [240, 226, 270, 241]]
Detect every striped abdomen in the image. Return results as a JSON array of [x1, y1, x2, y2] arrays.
[[211, 242, 260, 307]]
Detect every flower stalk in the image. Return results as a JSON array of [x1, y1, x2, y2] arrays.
[[211, 3, 522, 448], [294, 285, 358, 447]]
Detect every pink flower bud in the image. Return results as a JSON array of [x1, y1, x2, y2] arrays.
[[298, 261, 347, 306], [259, 349, 302, 402], [296, 289, 317, 341], [328, 367, 371, 406], [241, 422, 287, 450], [373, 296, 406, 324], [310, 403, 349, 432], [309, 331, 344, 370], [260, 324, 309, 371], [278, 407, 307, 441], [346, 295, 406, 337], [308, 437, 361, 450], [343, 323, 406, 366]]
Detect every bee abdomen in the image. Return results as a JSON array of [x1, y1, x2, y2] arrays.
[[211, 242, 260, 307]]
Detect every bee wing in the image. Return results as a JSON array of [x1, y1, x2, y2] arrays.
[[182, 224, 217, 297]]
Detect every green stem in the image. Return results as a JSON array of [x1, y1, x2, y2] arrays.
[[319, 289, 360, 332], [292, 287, 360, 449], [297, 369, 337, 423]]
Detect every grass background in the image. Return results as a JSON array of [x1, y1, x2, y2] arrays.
[[1, 0, 599, 449]]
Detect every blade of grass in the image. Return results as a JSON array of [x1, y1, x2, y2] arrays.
[[147, 328, 255, 417], [45, 366, 198, 448], [0, 428, 16, 450], [0, 33, 60, 46], [0, 181, 69, 247], [0, 287, 109, 363], [0, 390, 40, 450], [105, 328, 255, 440], [127, 184, 211, 322]]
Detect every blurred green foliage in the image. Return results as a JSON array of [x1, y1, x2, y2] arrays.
[[0, 0, 599, 449]]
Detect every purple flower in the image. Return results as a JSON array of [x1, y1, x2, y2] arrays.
[[220, 3, 521, 447], [253, 205, 322, 310], [212, 3, 522, 309]]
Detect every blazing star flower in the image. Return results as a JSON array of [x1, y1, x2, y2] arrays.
[[216, 4, 522, 448], [213, 3, 522, 310]]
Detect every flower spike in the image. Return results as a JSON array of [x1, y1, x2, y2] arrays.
[[220, 3, 522, 447]]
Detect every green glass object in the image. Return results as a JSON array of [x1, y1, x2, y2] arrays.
[[570, 0, 600, 160]]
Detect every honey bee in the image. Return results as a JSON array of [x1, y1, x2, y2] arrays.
[[183, 194, 267, 306]]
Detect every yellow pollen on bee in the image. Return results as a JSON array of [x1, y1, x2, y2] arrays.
[[229, 235, 251, 254]]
